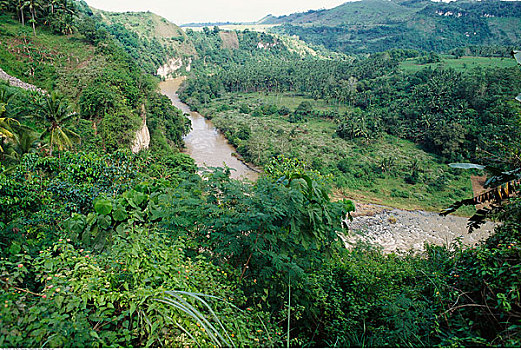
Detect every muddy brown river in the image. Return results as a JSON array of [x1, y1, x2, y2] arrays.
[[159, 77, 258, 181]]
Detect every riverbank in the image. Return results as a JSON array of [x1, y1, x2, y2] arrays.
[[159, 78, 259, 181], [161, 77, 495, 254], [343, 202, 495, 253]]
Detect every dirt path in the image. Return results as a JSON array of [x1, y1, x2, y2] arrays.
[[0, 67, 44, 93], [343, 202, 495, 253]]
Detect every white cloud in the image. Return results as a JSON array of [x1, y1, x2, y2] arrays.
[[84, 0, 352, 25]]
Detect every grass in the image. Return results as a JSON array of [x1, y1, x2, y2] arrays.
[[202, 91, 477, 214], [0, 15, 95, 91], [400, 56, 517, 73]]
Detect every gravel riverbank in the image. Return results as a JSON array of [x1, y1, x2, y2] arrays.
[[343, 203, 495, 253]]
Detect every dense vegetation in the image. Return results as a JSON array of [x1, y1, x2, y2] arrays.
[[2, 123, 521, 347], [0, 1, 188, 155], [185, 26, 301, 72], [1, 0, 521, 348], [90, 9, 196, 75], [264, 0, 521, 55], [179, 36, 521, 209], [181, 48, 521, 162]]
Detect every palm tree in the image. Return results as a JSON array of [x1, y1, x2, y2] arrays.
[[39, 92, 80, 156], [6, 125, 40, 161], [0, 120, 16, 152], [0, 101, 20, 153], [0, 0, 9, 12]]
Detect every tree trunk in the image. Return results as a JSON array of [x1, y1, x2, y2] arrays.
[[31, 10, 36, 36]]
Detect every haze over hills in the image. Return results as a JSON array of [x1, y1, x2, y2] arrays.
[[260, 0, 521, 53], [174, 0, 521, 54]]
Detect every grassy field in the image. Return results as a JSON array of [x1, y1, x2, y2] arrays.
[[201, 91, 477, 214], [400, 56, 517, 73]]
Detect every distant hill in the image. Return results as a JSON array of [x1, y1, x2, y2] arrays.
[[180, 21, 244, 27], [261, 0, 521, 54], [260, 0, 418, 26]]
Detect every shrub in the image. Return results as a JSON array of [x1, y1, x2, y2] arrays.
[[0, 230, 278, 347]]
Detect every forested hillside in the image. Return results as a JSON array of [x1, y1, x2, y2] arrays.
[[0, 0, 188, 153], [263, 0, 521, 54], [1, 0, 521, 348], [91, 8, 196, 75]]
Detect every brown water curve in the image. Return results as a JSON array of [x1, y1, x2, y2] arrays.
[[159, 77, 259, 181]]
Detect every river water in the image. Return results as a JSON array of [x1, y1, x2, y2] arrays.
[[159, 77, 258, 181]]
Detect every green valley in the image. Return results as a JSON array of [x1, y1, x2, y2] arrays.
[[1, 0, 521, 348]]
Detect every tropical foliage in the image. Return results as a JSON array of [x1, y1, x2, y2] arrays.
[[38, 92, 79, 156], [1, 1, 521, 348], [267, 0, 521, 55]]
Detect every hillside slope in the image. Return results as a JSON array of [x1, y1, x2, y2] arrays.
[[0, 7, 188, 154], [262, 0, 419, 26], [90, 8, 197, 77], [263, 0, 521, 54]]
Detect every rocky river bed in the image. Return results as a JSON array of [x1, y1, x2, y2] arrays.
[[342, 203, 496, 254]]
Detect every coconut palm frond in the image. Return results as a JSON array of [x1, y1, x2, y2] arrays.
[[38, 92, 79, 156]]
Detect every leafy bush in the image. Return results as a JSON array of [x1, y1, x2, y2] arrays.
[[0, 229, 279, 347], [305, 247, 438, 347]]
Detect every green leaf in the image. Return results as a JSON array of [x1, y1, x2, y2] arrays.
[[112, 204, 128, 222], [44, 260, 54, 270], [9, 242, 21, 255], [133, 191, 147, 206], [55, 295, 65, 309], [66, 213, 86, 235], [94, 198, 113, 215], [129, 303, 136, 316], [86, 212, 97, 225], [343, 199, 355, 213], [148, 202, 164, 220], [97, 215, 112, 230]]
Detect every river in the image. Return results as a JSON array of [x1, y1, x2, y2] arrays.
[[159, 77, 259, 181]]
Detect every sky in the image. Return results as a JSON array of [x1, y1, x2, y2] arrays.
[[84, 0, 352, 25]]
